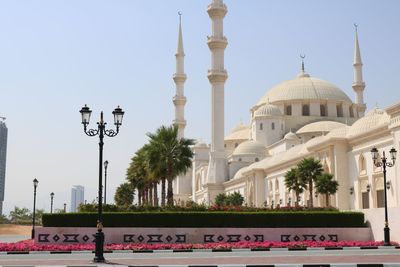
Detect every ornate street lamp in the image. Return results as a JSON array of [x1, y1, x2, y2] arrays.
[[370, 146, 397, 246], [80, 104, 124, 263], [63, 203, 66, 213], [50, 192, 54, 213], [31, 178, 38, 239], [104, 160, 109, 205]]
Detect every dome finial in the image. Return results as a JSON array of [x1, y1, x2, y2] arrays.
[[300, 54, 306, 72], [178, 11, 182, 24], [354, 23, 358, 33]]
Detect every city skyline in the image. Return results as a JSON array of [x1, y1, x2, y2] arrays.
[[0, 0, 399, 214]]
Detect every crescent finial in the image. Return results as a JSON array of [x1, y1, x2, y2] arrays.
[[178, 11, 182, 23]]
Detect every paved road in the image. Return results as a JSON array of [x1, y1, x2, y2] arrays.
[[0, 248, 399, 266], [0, 235, 29, 243]]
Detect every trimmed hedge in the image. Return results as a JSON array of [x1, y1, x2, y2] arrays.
[[42, 211, 365, 228]]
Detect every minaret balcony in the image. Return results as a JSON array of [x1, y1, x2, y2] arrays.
[[173, 73, 187, 83], [207, 36, 228, 49], [208, 69, 228, 83], [173, 119, 187, 127], [352, 81, 365, 88], [173, 95, 187, 105], [207, 3, 227, 18]]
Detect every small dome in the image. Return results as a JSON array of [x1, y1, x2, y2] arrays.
[[194, 140, 208, 148], [254, 104, 282, 117], [233, 139, 265, 156], [230, 122, 248, 133], [225, 123, 250, 141], [347, 108, 390, 137], [257, 72, 352, 106], [297, 121, 346, 134], [284, 131, 298, 140]]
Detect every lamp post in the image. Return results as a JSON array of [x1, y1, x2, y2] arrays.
[[370, 147, 397, 246], [104, 160, 109, 205], [80, 104, 124, 263], [50, 192, 54, 213], [63, 203, 66, 213], [31, 178, 38, 239]]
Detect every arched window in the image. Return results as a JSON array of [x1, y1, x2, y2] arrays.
[[281, 124, 283, 130], [359, 154, 366, 175], [286, 105, 292, 115], [271, 122, 275, 130], [320, 105, 326, 116], [337, 104, 343, 117], [302, 104, 310, 116], [259, 123, 263, 130], [234, 143, 238, 148], [349, 107, 354, 118], [255, 158, 259, 162], [238, 158, 242, 162]]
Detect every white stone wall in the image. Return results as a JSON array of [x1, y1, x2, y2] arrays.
[[36, 227, 372, 244]]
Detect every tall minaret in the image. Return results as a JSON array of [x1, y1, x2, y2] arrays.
[[352, 24, 366, 117], [173, 12, 187, 139], [206, 0, 228, 185]]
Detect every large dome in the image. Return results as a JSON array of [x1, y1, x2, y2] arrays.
[[257, 71, 352, 106]]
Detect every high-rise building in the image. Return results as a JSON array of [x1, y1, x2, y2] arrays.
[[71, 185, 84, 212], [0, 118, 7, 215]]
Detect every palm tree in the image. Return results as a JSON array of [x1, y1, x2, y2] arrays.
[[315, 172, 339, 207], [147, 125, 194, 206], [297, 157, 323, 208], [126, 145, 151, 206], [284, 167, 306, 207], [114, 182, 134, 206]]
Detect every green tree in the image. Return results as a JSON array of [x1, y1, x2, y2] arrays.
[[147, 125, 194, 206], [9, 206, 30, 224], [297, 157, 323, 208], [315, 172, 339, 207], [284, 167, 306, 207], [0, 214, 10, 224], [114, 182, 134, 206], [127, 145, 150, 206]]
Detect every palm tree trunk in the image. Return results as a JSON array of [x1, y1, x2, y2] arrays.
[[161, 178, 166, 207], [295, 192, 300, 207], [138, 190, 142, 206], [309, 181, 313, 208], [149, 185, 153, 206], [167, 178, 174, 206], [153, 183, 158, 206], [326, 194, 329, 207]]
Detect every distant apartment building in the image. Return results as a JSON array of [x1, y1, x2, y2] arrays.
[[0, 119, 7, 215], [71, 185, 84, 212]]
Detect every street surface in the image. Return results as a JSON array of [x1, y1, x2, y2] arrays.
[[0, 248, 399, 266]]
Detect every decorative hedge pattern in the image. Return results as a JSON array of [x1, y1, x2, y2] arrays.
[[42, 211, 365, 228]]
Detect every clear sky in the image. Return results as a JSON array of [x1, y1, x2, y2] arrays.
[[0, 0, 399, 215]]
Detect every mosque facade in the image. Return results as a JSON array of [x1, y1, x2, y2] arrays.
[[171, 0, 400, 217]]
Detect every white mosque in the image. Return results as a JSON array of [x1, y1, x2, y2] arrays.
[[170, 0, 400, 234]]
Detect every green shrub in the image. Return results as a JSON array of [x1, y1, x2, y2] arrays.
[[42, 211, 365, 228], [215, 193, 227, 206], [227, 192, 244, 206]]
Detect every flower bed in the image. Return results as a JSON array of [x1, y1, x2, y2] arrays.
[[0, 239, 397, 252]]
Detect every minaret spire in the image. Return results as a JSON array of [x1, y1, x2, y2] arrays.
[[173, 11, 187, 139], [352, 23, 366, 117], [206, 0, 228, 187]]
